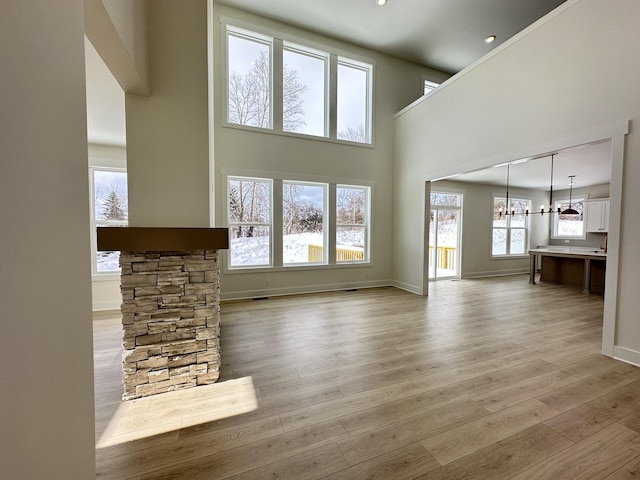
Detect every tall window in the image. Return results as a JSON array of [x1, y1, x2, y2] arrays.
[[337, 58, 372, 144], [336, 185, 369, 263], [227, 28, 272, 129], [553, 199, 585, 238], [225, 24, 373, 144], [492, 196, 530, 256], [283, 43, 327, 136], [227, 177, 272, 268], [91, 168, 128, 274], [283, 182, 326, 265]]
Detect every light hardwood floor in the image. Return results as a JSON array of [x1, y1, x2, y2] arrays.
[[94, 275, 640, 479]]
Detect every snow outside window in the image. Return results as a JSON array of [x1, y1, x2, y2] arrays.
[[283, 181, 326, 265], [492, 196, 530, 256], [552, 199, 585, 238], [228, 177, 273, 268], [336, 185, 369, 263], [91, 168, 128, 274]]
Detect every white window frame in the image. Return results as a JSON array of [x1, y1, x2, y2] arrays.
[[336, 184, 370, 264], [282, 41, 330, 137], [336, 56, 373, 144], [89, 167, 128, 277], [225, 26, 274, 130], [491, 195, 531, 258], [551, 197, 586, 240], [227, 176, 274, 269], [224, 172, 373, 272], [222, 20, 375, 146]]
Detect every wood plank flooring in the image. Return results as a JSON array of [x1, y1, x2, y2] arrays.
[[94, 275, 640, 479]]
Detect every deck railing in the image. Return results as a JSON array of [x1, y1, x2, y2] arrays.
[[429, 246, 456, 270], [308, 244, 364, 262]]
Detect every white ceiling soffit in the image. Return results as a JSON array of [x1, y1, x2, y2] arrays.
[[213, 0, 567, 74], [449, 141, 612, 190]]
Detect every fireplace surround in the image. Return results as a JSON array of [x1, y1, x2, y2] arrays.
[[97, 227, 229, 400]]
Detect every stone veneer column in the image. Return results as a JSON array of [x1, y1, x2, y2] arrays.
[[119, 249, 221, 400]]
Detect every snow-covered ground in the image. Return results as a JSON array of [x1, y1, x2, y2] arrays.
[[96, 232, 365, 271]]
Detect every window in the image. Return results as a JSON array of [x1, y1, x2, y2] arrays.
[[552, 199, 585, 238], [283, 181, 326, 265], [91, 168, 128, 274], [226, 175, 371, 270], [227, 28, 272, 129], [283, 43, 328, 136], [336, 185, 369, 263], [225, 24, 373, 144], [227, 177, 272, 268], [423, 79, 440, 95], [492, 196, 530, 256], [337, 58, 372, 144]]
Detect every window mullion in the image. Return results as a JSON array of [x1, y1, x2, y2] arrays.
[[328, 183, 336, 265], [328, 54, 338, 139], [273, 179, 283, 267], [272, 38, 283, 132]]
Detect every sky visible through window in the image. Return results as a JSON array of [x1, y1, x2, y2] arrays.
[[284, 47, 325, 136], [227, 27, 370, 143]]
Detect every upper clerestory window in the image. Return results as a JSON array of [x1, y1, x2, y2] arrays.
[[224, 24, 373, 145]]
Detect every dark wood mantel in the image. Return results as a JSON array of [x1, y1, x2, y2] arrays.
[[97, 227, 229, 252]]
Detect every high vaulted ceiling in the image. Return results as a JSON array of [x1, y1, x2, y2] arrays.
[[87, 0, 612, 191], [214, 0, 567, 74]]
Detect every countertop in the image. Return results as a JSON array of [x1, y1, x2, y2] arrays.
[[528, 246, 607, 259]]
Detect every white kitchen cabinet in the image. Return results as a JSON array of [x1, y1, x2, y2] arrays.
[[585, 199, 609, 233]]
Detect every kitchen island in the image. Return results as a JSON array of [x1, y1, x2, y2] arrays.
[[529, 247, 606, 294]]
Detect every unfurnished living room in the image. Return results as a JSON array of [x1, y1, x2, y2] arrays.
[[4, 0, 640, 479]]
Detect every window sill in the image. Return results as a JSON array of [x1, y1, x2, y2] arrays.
[[220, 121, 375, 149], [224, 262, 371, 275], [92, 273, 121, 282]]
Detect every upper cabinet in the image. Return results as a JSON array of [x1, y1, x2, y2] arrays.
[[585, 199, 610, 233]]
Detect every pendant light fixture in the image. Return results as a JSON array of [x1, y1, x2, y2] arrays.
[[498, 153, 563, 217], [561, 175, 580, 215]]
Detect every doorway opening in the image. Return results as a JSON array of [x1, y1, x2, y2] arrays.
[[428, 192, 462, 279]]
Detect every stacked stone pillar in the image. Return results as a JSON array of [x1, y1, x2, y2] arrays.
[[119, 249, 221, 400]]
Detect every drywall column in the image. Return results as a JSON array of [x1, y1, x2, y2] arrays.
[[126, 0, 210, 227], [0, 0, 96, 477]]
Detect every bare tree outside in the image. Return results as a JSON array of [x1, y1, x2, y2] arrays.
[[228, 179, 270, 238], [337, 125, 366, 143], [228, 51, 307, 131]]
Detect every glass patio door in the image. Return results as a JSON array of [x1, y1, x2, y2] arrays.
[[428, 193, 462, 279]]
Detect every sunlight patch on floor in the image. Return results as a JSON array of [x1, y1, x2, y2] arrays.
[[95, 376, 258, 448]]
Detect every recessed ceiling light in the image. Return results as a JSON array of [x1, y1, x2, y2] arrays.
[[376, 0, 387, 5], [485, 35, 496, 44]]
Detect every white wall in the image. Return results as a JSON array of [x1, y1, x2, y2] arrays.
[[84, 0, 149, 94], [213, 4, 446, 299], [126, 0, 211, 227], [0, 0, 96, 477], [394, 0, 640, 362]]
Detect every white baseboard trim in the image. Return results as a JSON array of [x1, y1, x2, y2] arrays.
[[92, 300, 121, 312], [220, 279, 393, 302], [389, 280, 422, 295], [462, 269, 528, 279], [612, 345, 640, 367]]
